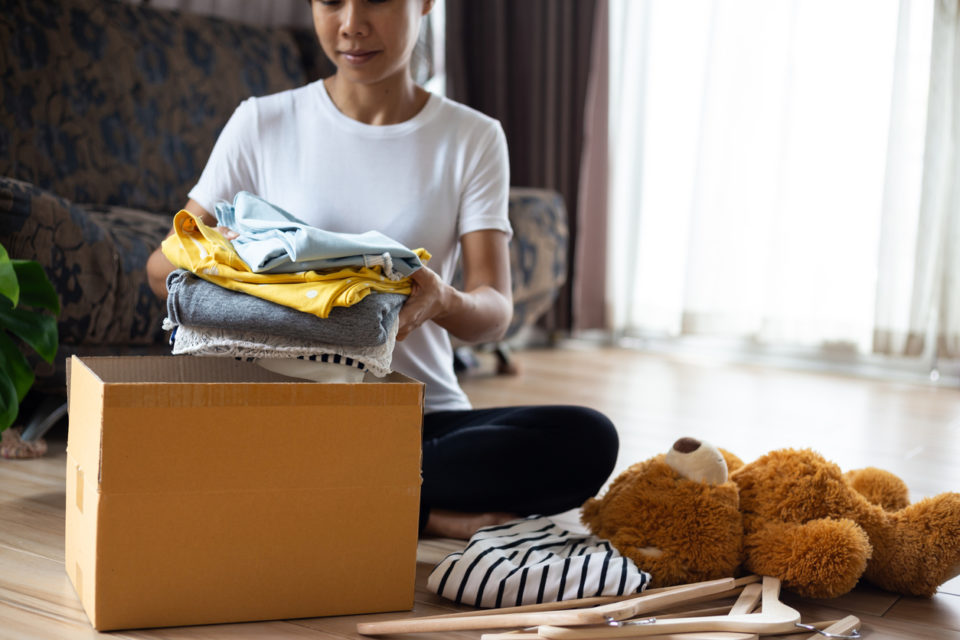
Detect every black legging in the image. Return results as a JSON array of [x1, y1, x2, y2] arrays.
[[419, 405, 619, 530]]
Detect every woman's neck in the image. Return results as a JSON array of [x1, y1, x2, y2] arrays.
[[324, 74, 430, 126]]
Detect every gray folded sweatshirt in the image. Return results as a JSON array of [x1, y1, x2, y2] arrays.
[[165, 269, 404, 347]]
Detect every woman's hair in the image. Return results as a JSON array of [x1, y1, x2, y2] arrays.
[[410, 15, 434, 85]]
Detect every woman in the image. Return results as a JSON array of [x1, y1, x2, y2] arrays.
[[147, 0, 618, 539]]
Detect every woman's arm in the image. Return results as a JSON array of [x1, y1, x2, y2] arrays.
[[397, 228, 513, 343], [146, 199, 215, 301]]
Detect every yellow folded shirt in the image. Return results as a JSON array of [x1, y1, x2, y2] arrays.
[[161, 210, 431, 318]]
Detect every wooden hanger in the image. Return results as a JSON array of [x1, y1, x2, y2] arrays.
[[478, 584, 762, 640], [535, 576, 800, 638], [477, 584, 859, 640], [418, 575, 760, 623], [479, 584, 858, 640], [481, 632, 757, 640], [727, 582, 762, 615], [355, 577, 737, 635], [797, 614, 861, 639]]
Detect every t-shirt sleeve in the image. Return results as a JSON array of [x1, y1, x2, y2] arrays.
[[458, 122, 512, 240], [187, 98, 259, 215]]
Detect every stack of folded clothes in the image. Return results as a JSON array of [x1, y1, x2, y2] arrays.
[[160, 192, 430, 382]]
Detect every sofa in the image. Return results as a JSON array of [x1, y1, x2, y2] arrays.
[[0, 0, 568, 403]]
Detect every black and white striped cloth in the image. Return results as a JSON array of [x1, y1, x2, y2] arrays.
[[427, 516, 652, 608], [235, 353, 367, 370]]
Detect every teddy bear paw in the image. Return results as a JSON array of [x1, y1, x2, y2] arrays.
[[744, 518, 871, 599]]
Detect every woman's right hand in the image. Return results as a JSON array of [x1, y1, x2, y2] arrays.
[[147, 198, 221, 301], [216, 226, 239, 240]]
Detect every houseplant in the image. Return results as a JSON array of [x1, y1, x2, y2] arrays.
[[0, 243, 59, 436]]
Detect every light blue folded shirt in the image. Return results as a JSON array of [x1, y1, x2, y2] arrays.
[[214, 191, 425, 278]]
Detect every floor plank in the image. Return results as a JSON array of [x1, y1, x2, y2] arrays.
[[0, 600, 108, 640], [883, 593, 960, 632], [0, 546, 106, 638], [124, 621, 333, 639], [792, 585, 900, 618]]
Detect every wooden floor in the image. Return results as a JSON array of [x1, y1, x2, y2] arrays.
[[2, 344, 960, 639]]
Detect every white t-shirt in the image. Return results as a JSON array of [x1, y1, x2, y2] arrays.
[[189, 79, 512, 412]]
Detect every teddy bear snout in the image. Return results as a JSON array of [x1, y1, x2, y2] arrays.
[[665, 437, 728, 485], [673, 437, 702, 453]]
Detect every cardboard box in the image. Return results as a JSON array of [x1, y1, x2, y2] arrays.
[[65, 355, 424, 631]]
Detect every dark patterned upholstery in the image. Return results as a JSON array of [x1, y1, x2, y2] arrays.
[[503, 188, 568, 338], [0, 0, 306, 214], [0, 0, 567, 386]]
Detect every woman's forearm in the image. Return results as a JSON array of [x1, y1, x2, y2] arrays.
[[434, 284, 513, 344], [147, 200, 215, 301], [146, 245, 175, 301]]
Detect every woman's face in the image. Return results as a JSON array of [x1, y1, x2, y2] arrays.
[[313, 0, 431, 88]]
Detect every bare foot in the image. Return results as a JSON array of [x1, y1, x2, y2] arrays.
[[423, 509, 518, 539]]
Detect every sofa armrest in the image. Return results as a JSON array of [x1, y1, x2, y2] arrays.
[[505, 187, 569, 339], [0, 177, 170, 350]]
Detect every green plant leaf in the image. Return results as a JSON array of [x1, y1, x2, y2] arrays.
[[0, 245, 58, 433], [0, 245, 19, 307], [0, 331, 35, 404], [11, 260, 60, 313], [0, 305, 59, 363], [0, 366, 18, 432]]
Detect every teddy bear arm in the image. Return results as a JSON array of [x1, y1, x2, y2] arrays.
[[608, 514, 742, 589], [743, 518, 872, 599], [608, 527, 699, 588]]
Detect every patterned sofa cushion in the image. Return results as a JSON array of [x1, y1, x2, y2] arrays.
[[0, 0, 307, 215]]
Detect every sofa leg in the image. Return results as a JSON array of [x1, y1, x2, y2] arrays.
[[453, 344, 520, 376], [20, 395, 68, 443], [453, 346, 480, 373], [0, 395, 66, 459], [493, 342, 519, 376]]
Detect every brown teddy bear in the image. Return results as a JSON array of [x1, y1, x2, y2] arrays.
[[582, 438, 960, 599], [580, 437, 744, 588]]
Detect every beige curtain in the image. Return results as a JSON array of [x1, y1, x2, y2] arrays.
[[573, 0, 609, 331], [874, 0, 960, 362]]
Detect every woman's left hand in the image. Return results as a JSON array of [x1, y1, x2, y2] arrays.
[[395, 230, 512, 344], [396, 266, 451, 341]]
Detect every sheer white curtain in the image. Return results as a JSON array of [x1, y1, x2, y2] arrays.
[[607, 0, 937, 360], [875, 0, 960, 362]]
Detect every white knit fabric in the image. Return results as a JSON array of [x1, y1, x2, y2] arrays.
[[428, 516, 651, 608], [167, 318, 397, 377], [255, 357, 366, 383]]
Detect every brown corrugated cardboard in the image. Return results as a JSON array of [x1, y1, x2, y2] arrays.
[[65, 355, 424, 631]]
